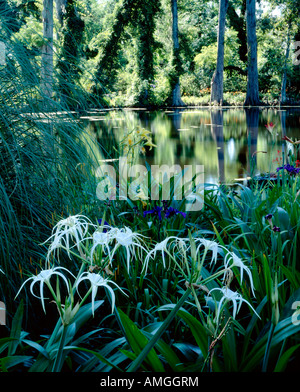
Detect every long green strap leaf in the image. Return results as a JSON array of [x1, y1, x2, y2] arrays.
[[118, 308, 164, 372], [241, 316, 300, 371], [274, 344, 300, 372], [126, 288, 192, 372]]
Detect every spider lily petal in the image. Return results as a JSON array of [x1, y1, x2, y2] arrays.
[[110, 227, 148, 272], [142, 236, 188, 274], [76, 272, 127, 314], [89, 229, 112, 264], [44, 215, 93, 260], [194, 238, 220, 266], [143, 238, 169, 273], [207, 287, 260, 323], [15, 267, 75, 312], [224, 252, 255, 295]]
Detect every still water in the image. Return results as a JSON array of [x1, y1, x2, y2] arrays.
[[83, 107, 300, 185]]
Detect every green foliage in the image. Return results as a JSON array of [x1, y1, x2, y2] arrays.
[[5, 0, 300, 106], [91, 0, 161, 107], [56, 0, 86, 109], [1, 0, 300, 376], [0, 24, 100, 313], [2, 164, 300, 372]]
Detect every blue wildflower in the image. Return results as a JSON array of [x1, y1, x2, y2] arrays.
[[272, 226, 281, 232], [143, 204, 187, 221], [143, 206, 163, 221], [97, 219, 110, 232], [165, 207, 187, 219], [277, 164, 300, 175]]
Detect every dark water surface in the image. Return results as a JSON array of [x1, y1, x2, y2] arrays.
[[83, 107, 300, 185]]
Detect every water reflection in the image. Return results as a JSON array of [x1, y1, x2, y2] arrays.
[[83, 107, 300, 185]]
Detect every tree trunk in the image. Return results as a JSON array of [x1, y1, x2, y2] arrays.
[[41, 0, 54, 102], [244, 0, 260, 106], [55, 0, 67, 26], [170, 0, 185, 107], [211, 110, 225, 183], [245, 108, 259, 176], [280, 21, 291, 105], [210, 0, 229, 105]]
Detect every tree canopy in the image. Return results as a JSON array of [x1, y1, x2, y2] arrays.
[[1, 0, 300, 108]]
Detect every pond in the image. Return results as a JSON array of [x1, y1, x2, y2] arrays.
[[82, 107, 300, 185]]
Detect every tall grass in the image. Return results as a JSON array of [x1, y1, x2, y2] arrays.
[[0, 16, 101, 317]]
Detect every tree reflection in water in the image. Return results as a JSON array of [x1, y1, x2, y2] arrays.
[[84, 107, 300, 185]]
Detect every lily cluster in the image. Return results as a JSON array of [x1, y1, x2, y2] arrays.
[[16, 214, 259, 326], [141, 234, 259, 322], [120, 127, 156, 158], [15, 265, 125, 321]]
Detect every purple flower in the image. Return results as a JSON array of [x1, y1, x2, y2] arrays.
[[165, 207, 187, 219], [265, 214, 273, 220], [277, 164, 300, 175], [143, 204, 187, 221], [272, 226, 281, 232], [97, 219, 110, 232], [143, 206, 163, 221]]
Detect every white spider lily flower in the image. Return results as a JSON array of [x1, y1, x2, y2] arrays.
[[75, 272, 127, 314], [89, 229, 112, 264], [52, 214, 92, 241], [194, 238, 220, 266], [171, 237, 189, 258], [46, 235, 63, 262], [143, 238, 169, 274], [142, 236, 187, 274], [224, 252, 255, 296], [207, 286, 260, 323], [15, 267, 75, 313], [44, 214, 92, 260], [110, 227, 148, 272]]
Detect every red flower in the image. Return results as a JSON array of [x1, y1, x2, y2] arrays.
[[282, 135, 294, 144]]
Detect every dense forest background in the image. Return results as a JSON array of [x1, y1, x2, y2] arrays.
[[1, 0, 300, 108], [1, 0, 300, 373]]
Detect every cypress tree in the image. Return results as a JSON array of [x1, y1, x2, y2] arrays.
[[210, 0, 229, 105], [169, 0, 185, 107], [92, 0, 160, 108], [244, 0, 260, 106]]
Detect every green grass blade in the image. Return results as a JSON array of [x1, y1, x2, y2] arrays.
[[274, 344, 300, 372], [126, 288, 192, 372], [117, 308, 165, 372]]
